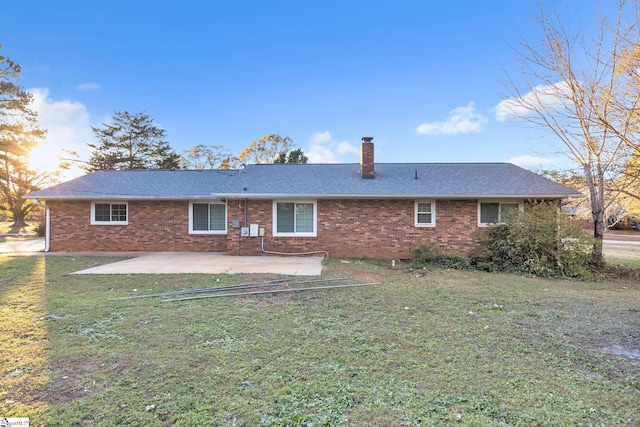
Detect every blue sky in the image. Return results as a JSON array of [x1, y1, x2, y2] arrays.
[[3, 0, 595, 178]]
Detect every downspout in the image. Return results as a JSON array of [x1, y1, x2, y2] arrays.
[[243, 198, 247, 227], [33, 199, 50, 252], [261, 236, 329, 258]]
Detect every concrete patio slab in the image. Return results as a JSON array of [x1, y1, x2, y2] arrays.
[[70, 252, 323, 276]]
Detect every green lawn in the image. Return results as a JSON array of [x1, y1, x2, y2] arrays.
[[1, 256, 639, 426]]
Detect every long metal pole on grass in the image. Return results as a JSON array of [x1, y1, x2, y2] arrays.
[[108, 278, 287, 300], [164, 282, 379, 302], [108, 277, 349, 301]]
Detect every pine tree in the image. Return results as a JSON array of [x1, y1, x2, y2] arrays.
[[274, 148, 309, 164], [87, 111, 181, 171], [0, 45, 46, 227]]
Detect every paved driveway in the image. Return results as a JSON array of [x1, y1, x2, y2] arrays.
[[602, 240, 640, 260]]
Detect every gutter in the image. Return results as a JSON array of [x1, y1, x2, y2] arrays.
[[24, 192, 584, 201], [211, 193, 584, 200], [32, 199, 50, 252]]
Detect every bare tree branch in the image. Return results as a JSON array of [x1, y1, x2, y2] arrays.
[[502, 0, 640, 266]]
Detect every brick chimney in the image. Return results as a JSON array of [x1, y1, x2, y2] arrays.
[[360, 136, 375, 179]]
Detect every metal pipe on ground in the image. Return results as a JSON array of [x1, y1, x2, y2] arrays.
[[164, 282, 380, 302], [108, 278, 287, 301], [108, 277, 349, 301]]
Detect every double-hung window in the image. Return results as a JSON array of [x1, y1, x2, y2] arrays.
[[273, 201, 317, 236], [415, 200, 436, 227], [91, 202, 128, 225], [478, 201, 521, 226], [190, 202, 227, 234]]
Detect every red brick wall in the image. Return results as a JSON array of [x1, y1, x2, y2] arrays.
[[46, 199, 482, 258], [225, 199, 482, 259], [47, 200, 227, 252]]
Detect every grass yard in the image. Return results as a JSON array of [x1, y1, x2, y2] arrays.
[[1, 256, 639, 426]]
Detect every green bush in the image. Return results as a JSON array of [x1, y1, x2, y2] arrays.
[[411, 241, 472, 270], [469, 246, 497, 272], [480, 201, 594, 278], [411, 240, 442, 264], [410, 202, 595, 278]]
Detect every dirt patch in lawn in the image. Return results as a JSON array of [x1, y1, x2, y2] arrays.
[[41, 355, 134, 405]]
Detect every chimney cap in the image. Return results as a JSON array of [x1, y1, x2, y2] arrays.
[[361, 136, 374, 143]]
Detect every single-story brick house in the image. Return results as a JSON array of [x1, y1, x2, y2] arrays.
[[25, 138, 581, 259]]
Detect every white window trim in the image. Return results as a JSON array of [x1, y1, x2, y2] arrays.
[[414, 200, 436, 227], [477, 200, 523, 227], [91, 201, 129, 225], [272, 200, 317, 237], [189, 201, 227, 235]]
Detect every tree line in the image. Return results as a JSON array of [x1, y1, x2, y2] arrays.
[[73, 111, 308, 173]]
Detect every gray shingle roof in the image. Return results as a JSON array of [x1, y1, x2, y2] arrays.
[[25, 163, 582, 200]]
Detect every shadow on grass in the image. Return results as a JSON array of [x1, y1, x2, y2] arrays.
[[0, 257, 49, 419]]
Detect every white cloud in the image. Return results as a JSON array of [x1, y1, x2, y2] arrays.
[[336, 141, 359, 155], [416, 102, 486, 136], [76, 82, 101, 92], [306, 131, 359, 163], [28, 88, 93, 178], [312, 130, 332, 144], [495, 81, 572, 121], [307, 145, 337, 163], [508, 155, 556, 171]]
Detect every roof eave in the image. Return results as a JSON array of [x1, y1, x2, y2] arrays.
[[26, 192, 583, 201], [24, 195, 223, 201], [211, 193, 583, 199]]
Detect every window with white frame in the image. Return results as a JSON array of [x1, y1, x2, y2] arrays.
[[91, 202, 128, 225], [189, 202, 227, 234], [478, 201, 521, 226], [273, 201, 317, 236], [415, 200, 435, 226]]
